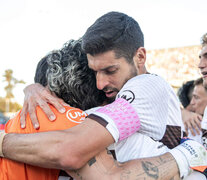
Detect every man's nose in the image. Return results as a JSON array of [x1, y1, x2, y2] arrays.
[[190, 98, 195, 105], [96, 73, 109, 90], [198, 58, 206, 69]]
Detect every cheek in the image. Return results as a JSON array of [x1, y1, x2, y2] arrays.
[[197, 100, 205, 107], [114, 79, 125, 89], [204, 79, 207, 86]]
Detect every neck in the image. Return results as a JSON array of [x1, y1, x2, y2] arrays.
[[138, 66, 147, 75]]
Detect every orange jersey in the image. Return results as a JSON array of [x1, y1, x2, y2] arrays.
[[0, 105, 87, 180]]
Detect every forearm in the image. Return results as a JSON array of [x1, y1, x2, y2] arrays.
[[66, 152, 180, 180], [3, 130, 68, 169], [116, 152, 180, 180], [2, 119, 114, 170]]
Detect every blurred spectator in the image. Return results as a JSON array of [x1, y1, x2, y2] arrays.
[[190, 77, 207, 116], [177, 80, 195, 111], [177, 79, 201, 136], [181, 33, 207, 137]]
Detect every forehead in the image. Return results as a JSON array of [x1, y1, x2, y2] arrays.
[[87, 51, 124, 70], [193, 84, 206, 94], [200, 45, 207, 57]]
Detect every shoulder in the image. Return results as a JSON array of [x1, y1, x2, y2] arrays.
[[122, 74, 169, 90], [5, 105, 87, 133], [117, 74, 171, 101]]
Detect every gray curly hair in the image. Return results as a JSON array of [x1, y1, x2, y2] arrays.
[[35, 39, 106, 110]]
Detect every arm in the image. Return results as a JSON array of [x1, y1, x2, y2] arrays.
[[67, 139, 207, 180], [181, 108, 202, 136], [2, 98, 140, 170], [113, 153, 180, 180], [20, 83, 67, 129], [67, 150, 180, 180], [2, 118, 114, 170]]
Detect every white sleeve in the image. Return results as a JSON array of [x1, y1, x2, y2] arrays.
[[116, 74, 169, 140], [87, 74, 170, 142]]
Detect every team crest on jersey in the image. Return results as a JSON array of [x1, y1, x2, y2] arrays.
[[66, 109, 87, 124], [117, 90, 135, 103]]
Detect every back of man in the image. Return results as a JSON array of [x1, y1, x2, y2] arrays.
[[0, 105, 87, 180]]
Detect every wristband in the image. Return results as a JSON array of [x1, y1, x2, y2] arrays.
[[0, 131, 7, 157], [169, 139, 207, 179]]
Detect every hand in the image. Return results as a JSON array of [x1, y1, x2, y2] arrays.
[[20, 83, 67, 129], [181, 108, 202, 136]]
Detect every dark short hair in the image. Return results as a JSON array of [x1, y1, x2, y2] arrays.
[[34, 39, 106, 110], [34, 56, 48, 87], [193, 77, 207, 93], [201, 33, 207, 47], [82, 11, 144, 63], [177, 80, 195, 108], [194, 77, 203, 86]]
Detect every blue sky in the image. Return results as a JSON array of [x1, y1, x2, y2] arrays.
[[0, 0, 207, 104]]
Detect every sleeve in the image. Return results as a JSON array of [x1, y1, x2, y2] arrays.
[[87, 98, 141, 142], [117, 75, 169, 140], [88, 75, 169, 142]]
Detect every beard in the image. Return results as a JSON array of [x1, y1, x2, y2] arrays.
[[102, 64, 138, 105], [105, 96, 116, 104]]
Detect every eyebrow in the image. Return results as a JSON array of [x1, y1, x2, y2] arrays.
[[199, 52, 207, 58], [99, 65, 119, 71]]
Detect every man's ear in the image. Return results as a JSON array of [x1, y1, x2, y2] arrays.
[[133, 47, 146, 68]]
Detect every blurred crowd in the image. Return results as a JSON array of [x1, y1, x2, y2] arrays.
[[147, 45, 201, 89], [0, 112, 8, 130]]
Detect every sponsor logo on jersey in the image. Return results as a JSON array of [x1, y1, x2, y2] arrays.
[[117, 90, 135, 103], [66, 109, 87, 124]]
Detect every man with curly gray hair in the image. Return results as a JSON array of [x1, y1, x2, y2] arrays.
[[35, 39, 106, 111], [0, 39, 106, 180]]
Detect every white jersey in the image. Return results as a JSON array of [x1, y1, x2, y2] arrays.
[[187, 106, 207, 149], [200, 106, 207, 149], [114, 74, 182, 162], [114, 133, 169, 162], [88, 74, 183, 162], [116, 74, 183, 140]]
